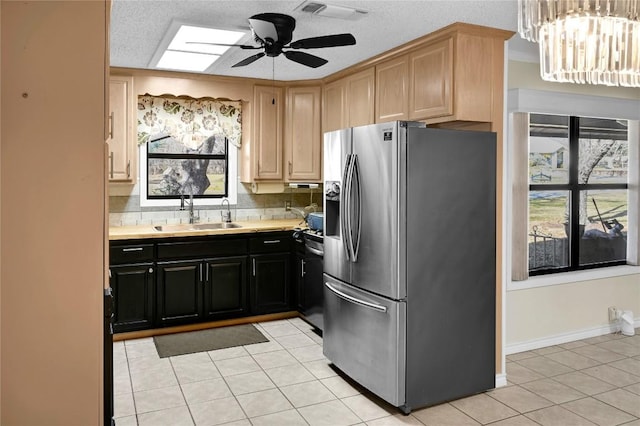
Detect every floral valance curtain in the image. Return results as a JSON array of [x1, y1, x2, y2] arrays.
[[137, 94, 242, 148]]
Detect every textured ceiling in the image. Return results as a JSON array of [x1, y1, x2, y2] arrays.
[[110, 0, 537, 81]]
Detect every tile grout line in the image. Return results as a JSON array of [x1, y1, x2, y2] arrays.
[[169, 355, 198, 426], [122, 342, 140, 425]]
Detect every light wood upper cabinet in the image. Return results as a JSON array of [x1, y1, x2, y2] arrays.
[[409, 31, 496, 124], [409, 38, 452, 120], [108, 76, 136, 182], [252, 85, 284, 180], [322, 79, 347, 133], [322, 68, 375, 132], [375, 56, 409, 123], [285, 86, 322, 182], [346, 68, 375, 128]]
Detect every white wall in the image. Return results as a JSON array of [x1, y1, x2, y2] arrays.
[[506, 60, 640, 352]]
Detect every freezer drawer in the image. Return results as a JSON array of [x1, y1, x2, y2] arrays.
[[323, 275, 406, 407]]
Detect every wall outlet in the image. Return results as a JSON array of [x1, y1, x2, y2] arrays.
[[609, 306, 620, 322], [284, 201, 291, 211]]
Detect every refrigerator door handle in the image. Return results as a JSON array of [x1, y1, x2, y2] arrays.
[[351, 154, 362, 262], [325, 282, 388, 313], [341, 154, 354, 261]]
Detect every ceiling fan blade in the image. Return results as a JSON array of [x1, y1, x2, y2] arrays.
[[249, 18, 279, 42], [289, 33, 356, 49], [283, 51, 328, 68], [232, 52, 265, 67], [185, 42, 261, 50]]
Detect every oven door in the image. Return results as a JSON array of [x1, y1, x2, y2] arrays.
[[302, 239, 324, 331]]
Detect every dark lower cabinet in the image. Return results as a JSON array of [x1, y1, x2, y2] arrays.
[[110, 263, 154, 333], [250, 253, 291, 314], [110, 232, 293, 332], [204, 256, 248, 320], [156, 260, 204, 327]]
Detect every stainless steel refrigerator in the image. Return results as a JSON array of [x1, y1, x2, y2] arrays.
[[323, 121, 496, 413]]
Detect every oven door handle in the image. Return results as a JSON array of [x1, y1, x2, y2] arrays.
[[306, 245, 324, 257]]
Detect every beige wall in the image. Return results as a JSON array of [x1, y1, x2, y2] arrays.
[[506, 59, 640, 350], [1, 1, 106, 424], [507, 276, 640, 348]]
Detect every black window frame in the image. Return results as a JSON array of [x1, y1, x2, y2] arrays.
[[529, 115, 628, 276], [146, 135, 229, 200]]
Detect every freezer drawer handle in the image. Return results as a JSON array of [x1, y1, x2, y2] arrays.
[[121, 247, 144, 252], [325, 282, 387, 313]]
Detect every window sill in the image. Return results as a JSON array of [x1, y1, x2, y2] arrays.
[[508, 264, 640, 291]]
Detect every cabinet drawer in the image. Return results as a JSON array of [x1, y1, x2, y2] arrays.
[[110, 244, 154, 264], [157, 238, 247, 259], [249, 235, 291, 254]]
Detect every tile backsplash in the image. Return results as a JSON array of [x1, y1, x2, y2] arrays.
[[109, 182, 323, 227]]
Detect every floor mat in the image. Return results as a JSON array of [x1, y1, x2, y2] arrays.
[[153, 324, 268, 358]]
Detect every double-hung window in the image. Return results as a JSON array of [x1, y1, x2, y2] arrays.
[[528, 114, 628, 275]]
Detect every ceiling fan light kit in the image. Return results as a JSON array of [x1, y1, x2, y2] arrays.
[[518, 0, 640, 87]]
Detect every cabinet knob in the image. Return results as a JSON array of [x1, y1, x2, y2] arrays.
[[148, 267, 153, 273]]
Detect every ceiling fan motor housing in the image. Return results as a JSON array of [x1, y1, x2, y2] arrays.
[[251, 13, 295, 45]]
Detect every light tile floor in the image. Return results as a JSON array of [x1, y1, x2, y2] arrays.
[[114, 319, 640, 426]]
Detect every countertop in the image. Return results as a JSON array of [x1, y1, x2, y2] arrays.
[[109, 219, 304, 241]]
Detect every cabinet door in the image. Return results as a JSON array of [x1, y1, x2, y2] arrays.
[[250, 253, 291, 314], [347, 68, 375, 127], [110, 263, 154, 333], [322, 80, 347, 132], [156, 260, 203, 326], [108, 76, 135, 181], [285, 86, 322, 182], [409, 38, 453, 120], [204, 256, 248, 320], [253, 85, 284, 180], [375, 56, 409, 123]]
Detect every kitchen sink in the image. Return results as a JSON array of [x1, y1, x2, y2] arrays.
[[153, 222, 242, 232], [192, 222, 242, 230]]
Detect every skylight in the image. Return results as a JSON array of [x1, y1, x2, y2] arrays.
[[153, 25, 246, 72]]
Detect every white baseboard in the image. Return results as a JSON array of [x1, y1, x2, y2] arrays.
[[505, 317, 639, 355], [495, 373, 508, 388]]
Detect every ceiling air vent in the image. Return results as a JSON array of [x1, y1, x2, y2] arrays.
[[300, 2, 325, 13], [295, 1, 368, 20]]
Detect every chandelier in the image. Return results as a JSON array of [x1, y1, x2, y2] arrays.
[[518, 0, 640, 87]]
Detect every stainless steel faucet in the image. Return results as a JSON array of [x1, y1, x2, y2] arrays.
[[221, 198, 232, 223], [180, 192, 199, 224]]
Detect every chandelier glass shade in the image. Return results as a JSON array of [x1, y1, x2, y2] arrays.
[[518, 0, 640, 87]]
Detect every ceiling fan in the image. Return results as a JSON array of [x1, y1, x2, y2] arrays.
[[191, 13, 356, 68]]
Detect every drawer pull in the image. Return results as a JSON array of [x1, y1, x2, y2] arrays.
[[263, 240, 281, 244], [121, 247, 144, 252]]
